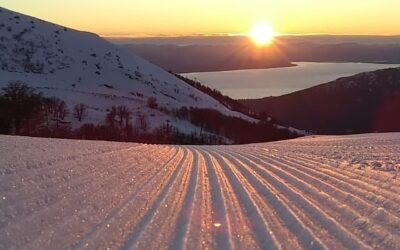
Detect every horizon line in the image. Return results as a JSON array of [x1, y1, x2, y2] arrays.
[[102, 33, 400, 39]]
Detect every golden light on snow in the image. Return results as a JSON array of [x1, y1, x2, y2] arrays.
[[249, 22, 275, 47], [213, 222, 222, 228]]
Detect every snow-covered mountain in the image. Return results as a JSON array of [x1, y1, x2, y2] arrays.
[[0, 7, 255, 137]]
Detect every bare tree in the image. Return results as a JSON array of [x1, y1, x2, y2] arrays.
[[107, 105, 132, 138], [73, 103, 87, 122], [115, 105, 132, 140], [39, 98, 71, 135], [42, 99, 68, 128], [106, 106, 118, 127], [164, 120, 172, 135], [57, 100, 69, 121], [116, 106, 131, 127], [136, 113, 149, 132]]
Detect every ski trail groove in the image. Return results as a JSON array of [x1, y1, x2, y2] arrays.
[[233, 150, 394, 248], [1, 134, 399, 249], [200, 148, 236, 249], [121, 148, 190, 250], [217, 150, 334, 249]]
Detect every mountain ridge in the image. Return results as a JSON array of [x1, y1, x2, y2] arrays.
[[241, 67, 400, 134]]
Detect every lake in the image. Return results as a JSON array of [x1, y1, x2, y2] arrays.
[[182, 62, 400, 99]]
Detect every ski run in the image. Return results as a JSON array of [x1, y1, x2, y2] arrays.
[[0, 133, 399, 249]]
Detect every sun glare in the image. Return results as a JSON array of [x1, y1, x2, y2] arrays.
[[249, 22, 275, 46]]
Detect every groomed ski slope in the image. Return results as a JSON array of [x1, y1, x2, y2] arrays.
[[0, 133, 399, 249]]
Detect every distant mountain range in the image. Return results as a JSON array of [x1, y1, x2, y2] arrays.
[[124, 43, 294, 73], [241, 67, 400, 134], [119, 37, 400, 73], [0, 7, 298, 144], [109, 35, 400, 46]]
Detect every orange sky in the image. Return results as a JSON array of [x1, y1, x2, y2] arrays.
[[2, 0, 400, 36]]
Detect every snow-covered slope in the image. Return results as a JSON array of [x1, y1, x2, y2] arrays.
[[241, 67, 400, 134], [0, 133, 399, 249], [0, 7, 254, 134]]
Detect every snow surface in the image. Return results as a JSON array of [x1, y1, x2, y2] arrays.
[[0, 7, 256, 133], [0, 133, 399, 249]]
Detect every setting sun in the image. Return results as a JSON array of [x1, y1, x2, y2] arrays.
[[249, 22, 275, 46]]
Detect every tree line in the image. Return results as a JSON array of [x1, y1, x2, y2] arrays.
[[172, 107, 297, 144], [0, 82, 228, 144], [0, 81, 71, 137], [174, 73, 273, 120], [0, 82, 299, 144]]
